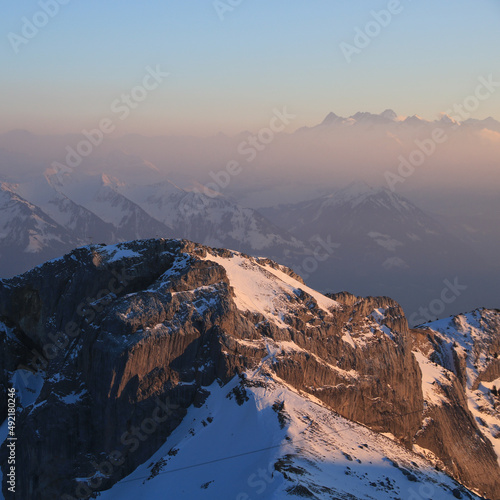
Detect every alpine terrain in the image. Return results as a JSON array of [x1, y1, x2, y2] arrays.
[[0, 239, 498, 499]]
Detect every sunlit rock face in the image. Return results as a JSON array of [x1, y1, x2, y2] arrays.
[[0, 239, 498, 499]]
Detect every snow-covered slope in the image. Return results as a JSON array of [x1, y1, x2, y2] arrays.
[[116, 178, 304, 255], [0, 182, 70, 253], [51, 172, 172, 241], [0, 163, 304, 277], [298, 109, 500, 133], [263, 182, 463, 250], [9, 171, 116, 245], [202, 252, 338, 327], [100, 372, 477, 500]]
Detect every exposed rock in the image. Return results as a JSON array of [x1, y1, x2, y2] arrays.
[[411, 309, 500, 498], [0, 239, 497, 499]]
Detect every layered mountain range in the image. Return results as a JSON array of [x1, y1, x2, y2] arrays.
[[0, 109, 499, 319], [0, 165, 302, 278], [0, 239, 498, 499], [264, 182, 480, 273], [0, 165, 495, 323]]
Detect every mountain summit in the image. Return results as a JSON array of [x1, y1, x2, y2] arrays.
[[0, 239, 498, 499], [262, 183, 486, 317]]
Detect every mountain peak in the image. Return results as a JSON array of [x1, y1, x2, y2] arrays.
[[1, 239, 497, 498], [318, 181, 416, 214], [350, 111, 375, 121], [380, 108, 398, 121], [437, 113, 460, 126], [463, 116, 500, 132], [403, 115, 427, 126], [350, 110, 398, 125], [320, 111, 343, 125], [337, 180, 375, 198]]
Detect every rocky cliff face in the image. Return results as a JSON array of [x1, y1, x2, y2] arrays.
[[0, 239, 498, 499], [411, 310, 500, 498]]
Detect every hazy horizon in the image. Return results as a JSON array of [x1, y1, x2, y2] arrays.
[[2, 1, 500, 135], [4, 107, 500, 138]]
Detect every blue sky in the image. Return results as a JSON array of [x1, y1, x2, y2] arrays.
[[1, 0, 499, 135]]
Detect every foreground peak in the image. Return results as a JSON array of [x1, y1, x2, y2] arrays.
[[1, 237, 497, 498]]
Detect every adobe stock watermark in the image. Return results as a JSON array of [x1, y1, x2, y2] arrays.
[[406, 483, 435, 500], [7, 0, 72, 54], [384, 74, 500, 191], [235, 460, 276, 500], [63, 396, 180, 500], [183, 107, 296, 216], [409, 277, 467, 326], [51, 65, 169, 176], [213, 0, 245, 21], [339, 0, 406, 63], [294, 235, 339, 281], [6, 388, 17, 495]]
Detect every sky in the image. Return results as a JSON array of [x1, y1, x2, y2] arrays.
[[1, 0, 500, 136]]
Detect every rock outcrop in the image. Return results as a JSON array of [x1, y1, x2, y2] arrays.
[[411, 310, 500, 498]]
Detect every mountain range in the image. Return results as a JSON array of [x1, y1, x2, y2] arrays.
[[262, 182, 495, 322], [0, 168, 496, 325], [1, 109, 499, 321], [297, 109, 500, 131], [0, 164, 303, 278]]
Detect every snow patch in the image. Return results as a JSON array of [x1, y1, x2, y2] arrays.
[[201, 253, 338, 328]]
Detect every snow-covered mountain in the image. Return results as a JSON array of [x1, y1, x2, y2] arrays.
[[264, 181, 460, 248], [0, 183, 73, 275], [263, 182, 489, 321], [296, 109, 401, 132], [0, 161, 303, 277], [48, 171, 172, 241], [0, 239, 498, 499], [11, 170, 116, 244], [114, 178, 303, 255], [1, 171, 493, 321], [299, 110, 500, 132], [264, 182, 474, 271], [1, 124, 498, 318]]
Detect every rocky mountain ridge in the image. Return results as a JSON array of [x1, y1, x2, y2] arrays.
[[0, 239, 498, 499]]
